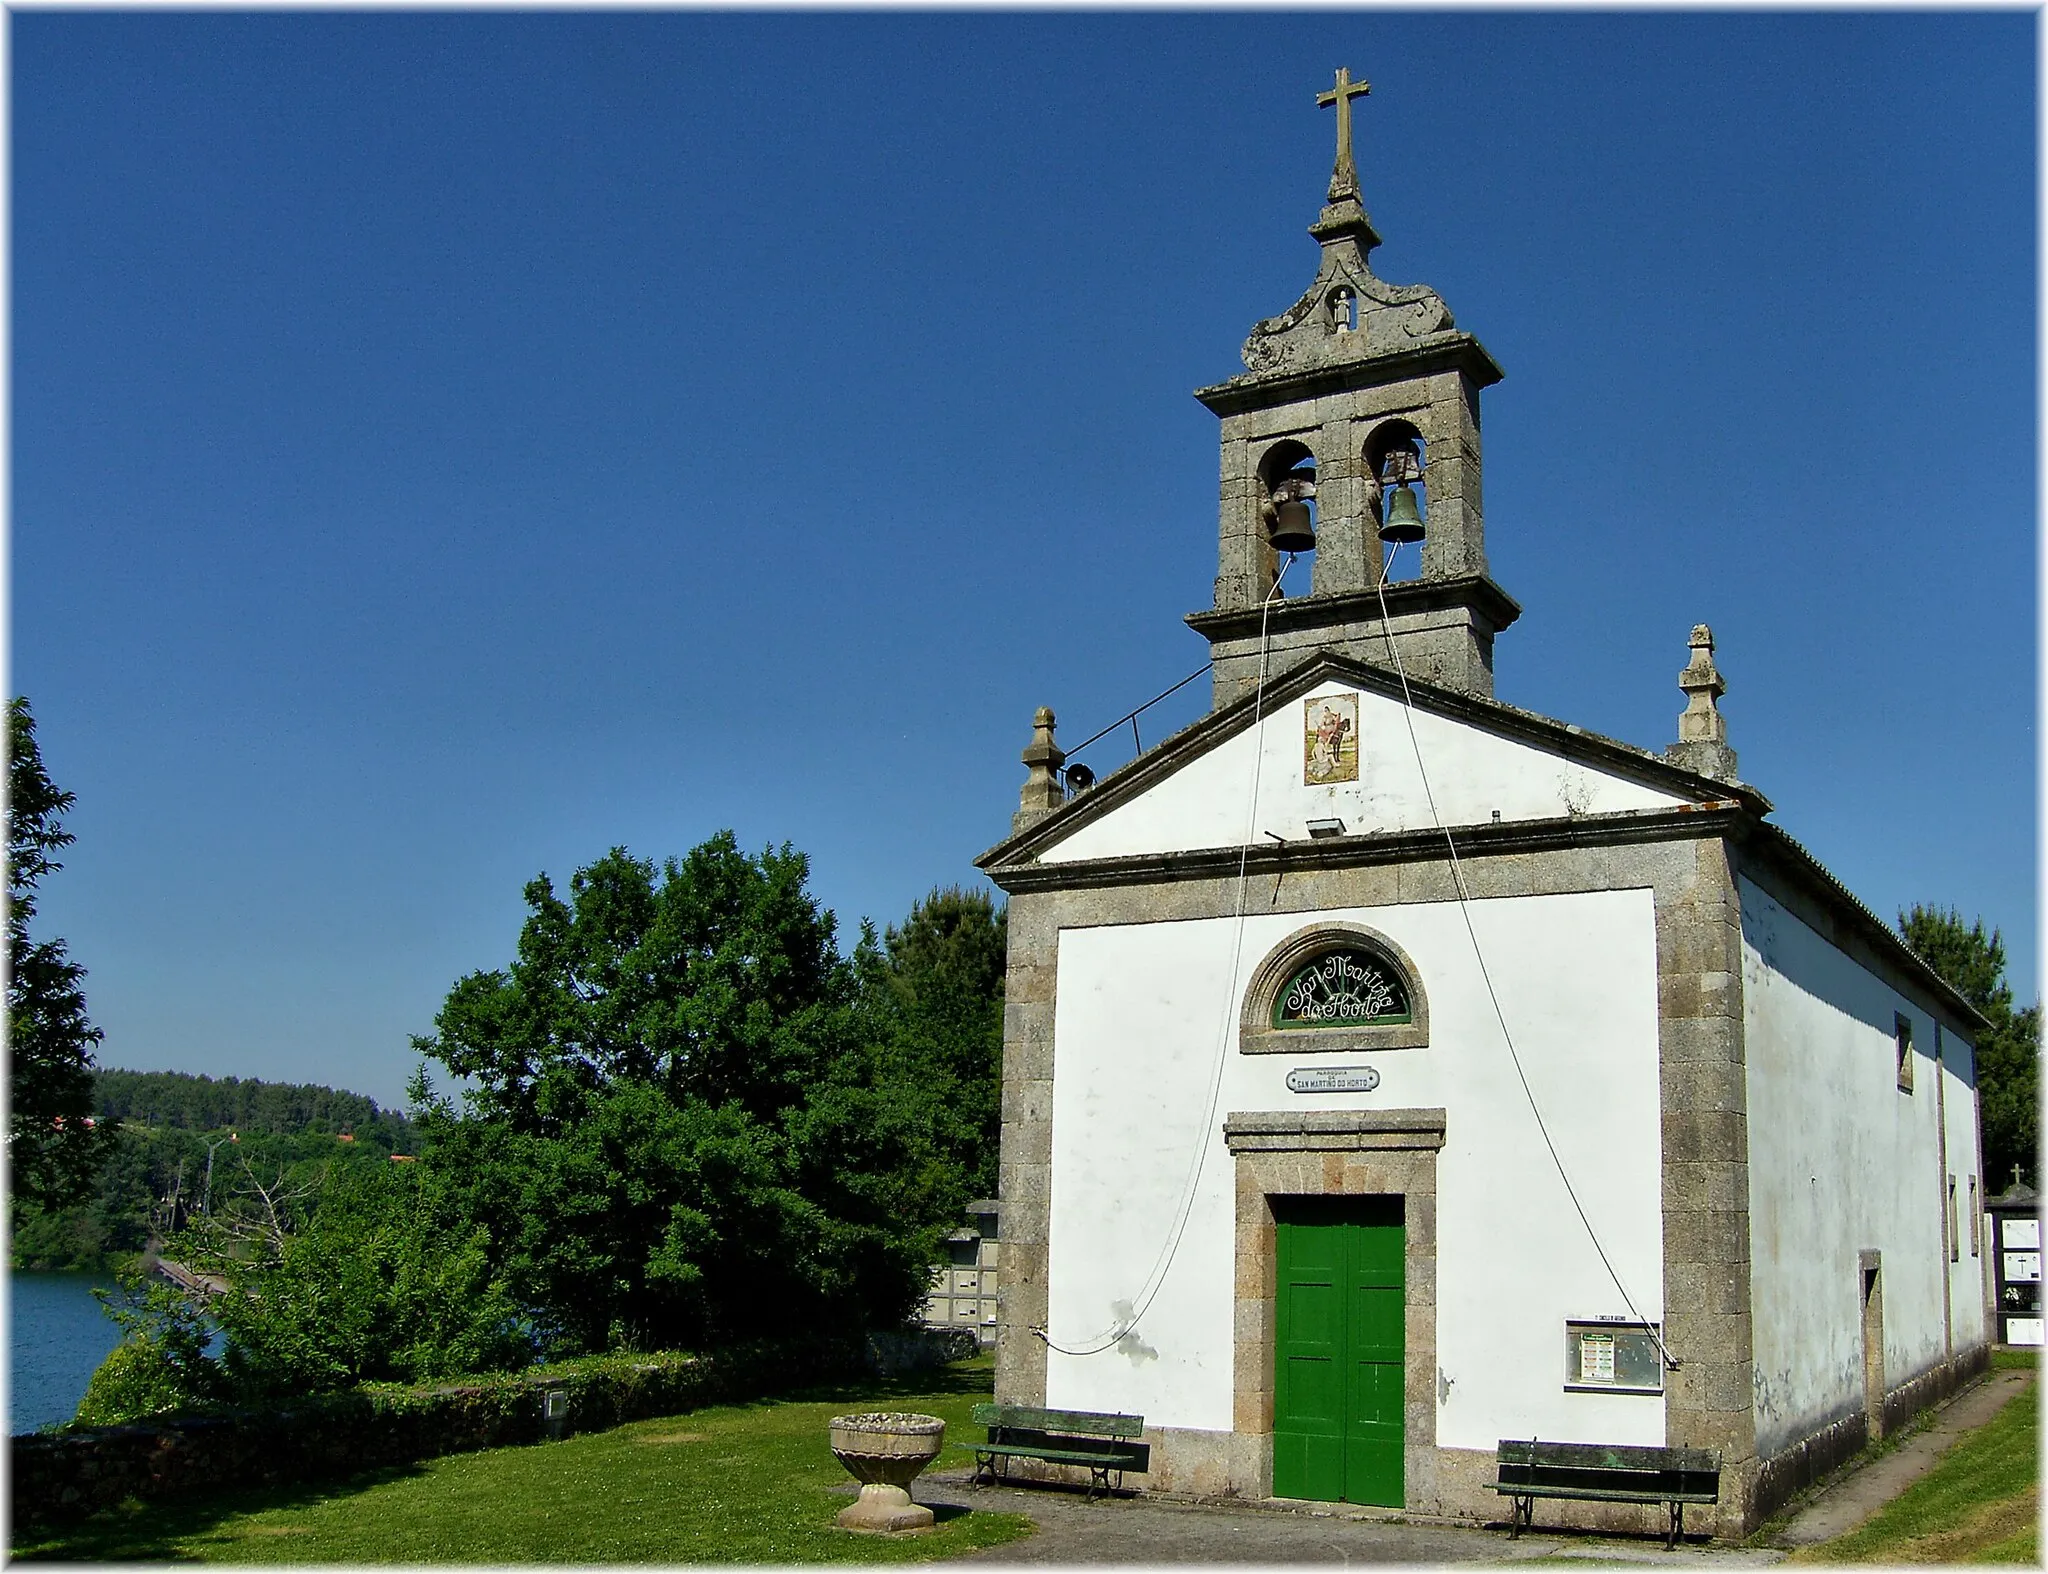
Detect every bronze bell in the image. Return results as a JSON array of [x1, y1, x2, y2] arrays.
[[1379, 482, 1425, 545], [1269, 497, 1316, 554]]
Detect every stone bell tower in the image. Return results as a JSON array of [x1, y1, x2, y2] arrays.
[[1187, 69, 1519, 708]]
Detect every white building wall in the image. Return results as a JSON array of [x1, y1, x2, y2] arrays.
[[1739, 876, 1983, 1459], [1043, 680, 1687, 864], [1041, 888, 1667, 1452], [1941, 1041, 1988, 1348]]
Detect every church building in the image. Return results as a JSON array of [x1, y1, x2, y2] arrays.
[[976, 72, 1989, 1538]]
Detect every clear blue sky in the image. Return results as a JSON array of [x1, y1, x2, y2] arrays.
[[12, 12, 2036, 1111]]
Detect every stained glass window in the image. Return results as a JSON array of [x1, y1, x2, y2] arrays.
[[1272, 947, 1411, 1028]]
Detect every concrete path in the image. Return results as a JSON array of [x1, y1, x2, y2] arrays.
[[920, 1472, 1786, 1565], [1768, 1366, 2035, 1548]]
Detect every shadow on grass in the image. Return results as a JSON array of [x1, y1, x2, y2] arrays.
[[15, 1358, 1000, 1562], [12, 1462, 433, 1562], [778, 1357, 997, 1409]]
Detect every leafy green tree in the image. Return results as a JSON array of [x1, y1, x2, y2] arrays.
[[10, 1124, 155, 1269], [7, 697, 112, 1209], [411, 833, 944, 1356], [869, 886, 1006, 1203], [418, 838, 849, 1134], [78, 1154, 532, 1421], [1899, 904, 2039, 1188]]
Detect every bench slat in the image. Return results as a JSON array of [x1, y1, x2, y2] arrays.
[[1496, 1439, 1719, 1474], [1499, 1465, 1718, 1489], [977, 1443, 1148, 1467], [1490, 1483, 1719, 1504], [973, 1403, 1144, 1439]]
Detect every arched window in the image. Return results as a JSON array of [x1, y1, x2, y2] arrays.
[[1364, 419, 1426, 581], [1240, 923, 1428, 1055], [1255, 439, 1319, 571]]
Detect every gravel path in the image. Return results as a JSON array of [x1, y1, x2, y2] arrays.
[[919, 1471, 1785, 1565], [911, 1366, 2030, 1564]]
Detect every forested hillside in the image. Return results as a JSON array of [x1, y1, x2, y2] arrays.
[[94, 1069, 411, 1144], [10, 1068, 416, 1272]]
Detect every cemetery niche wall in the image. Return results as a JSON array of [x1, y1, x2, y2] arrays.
[[1985, 1176, 2041, 1347], [975, 71, 1990, 1540]]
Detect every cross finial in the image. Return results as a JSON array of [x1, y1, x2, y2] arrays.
[[1317, 67, 1372, 202]]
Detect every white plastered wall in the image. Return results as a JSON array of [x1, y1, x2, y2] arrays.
[[1041, 888, 1668, 1452], [1042, 680, 1686, 863], [1740, 876, 1985, 1459]]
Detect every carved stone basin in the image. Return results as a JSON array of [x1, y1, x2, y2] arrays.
[[828, 1412, 946, 1532]]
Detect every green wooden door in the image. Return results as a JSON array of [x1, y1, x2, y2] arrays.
[[1272, 1197, 1405, 1507]]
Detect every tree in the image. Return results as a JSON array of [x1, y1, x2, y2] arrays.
[[1899, 904, 2039, 1189], [410, 833, 944, 1355], [869, 886, 1007, 1202], [7, 697, 111, 1209], [78, 1153, 532, 1422], [417, 837, 850, 1135]]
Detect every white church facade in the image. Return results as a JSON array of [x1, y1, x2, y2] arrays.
[[977, 74, 1988, 1538]]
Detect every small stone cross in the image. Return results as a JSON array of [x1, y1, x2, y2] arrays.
[[1317, 67, 1371, 199]]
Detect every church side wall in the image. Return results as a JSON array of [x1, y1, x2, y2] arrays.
[[1737, 871, 1987, 1507]]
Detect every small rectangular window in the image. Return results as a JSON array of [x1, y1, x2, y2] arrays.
[[1969, 1177, 1980, 1257], [1895, 1013, 1914, 1092], [1949, 1175, 1960, 1263], [1564, 1322, 1664, 1394]]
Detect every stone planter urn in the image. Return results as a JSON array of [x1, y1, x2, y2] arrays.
[[828, 1412, 946, 1532]]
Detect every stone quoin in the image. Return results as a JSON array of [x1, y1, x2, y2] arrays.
[[975, 68, 1990, 1540]]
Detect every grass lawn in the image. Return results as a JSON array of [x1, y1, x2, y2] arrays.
[[15, 1360, 1034, 1563], [1790, 1371, 2038, 1565]]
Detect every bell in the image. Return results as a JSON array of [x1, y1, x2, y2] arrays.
[[1268, 499, 1316, 554], [1379, 483, 1425, 545]]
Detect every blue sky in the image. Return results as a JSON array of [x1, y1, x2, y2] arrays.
[[12, 12, 2036, 1110]]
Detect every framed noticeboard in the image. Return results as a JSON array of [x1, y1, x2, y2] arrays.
[[1563, 1322, 1663, 1395]]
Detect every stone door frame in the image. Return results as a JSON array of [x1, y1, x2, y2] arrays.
[[1222, 1109, 1446, 1505]]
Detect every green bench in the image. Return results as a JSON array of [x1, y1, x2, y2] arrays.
[[970, 1403, 1149, 1500], [1493, 1439, 1721, 1547]]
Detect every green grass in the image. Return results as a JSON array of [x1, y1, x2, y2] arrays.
[[1790, 1374, 2038, 1565], [15, 1360, 1034, 1563]]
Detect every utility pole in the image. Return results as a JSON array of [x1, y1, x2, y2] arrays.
[[202, 1131, 238, 1215]]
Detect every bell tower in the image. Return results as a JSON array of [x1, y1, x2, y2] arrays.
[[1187, 69, 1519, 707]]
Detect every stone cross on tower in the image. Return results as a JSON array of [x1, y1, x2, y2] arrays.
[[1317, 67, 1371, 202], [1190, 69, 1515, 707]]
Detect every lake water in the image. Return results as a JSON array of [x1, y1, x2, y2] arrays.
[[11, 1271, 125, 1434]]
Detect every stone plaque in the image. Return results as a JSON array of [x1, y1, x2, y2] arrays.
[[1286, 1065, 1380, 1094]]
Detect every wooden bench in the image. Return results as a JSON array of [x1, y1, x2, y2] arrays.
[[970, 1404, 1149, 1500], [1492, 1439, 1721, 1547]]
